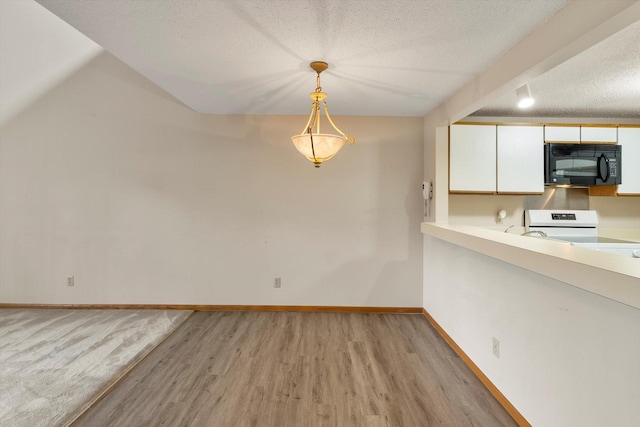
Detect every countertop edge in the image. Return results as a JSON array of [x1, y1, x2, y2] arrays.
[[421, 222, 640, 310]]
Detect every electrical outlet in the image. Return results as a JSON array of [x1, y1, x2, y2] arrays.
[[67, 276, 75, 287], [492, 337, 500, 358], [274, 277, 281, 288]]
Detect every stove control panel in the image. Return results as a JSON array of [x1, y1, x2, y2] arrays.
[[525, 210, 599, 235], [551, 213, 576, 221]]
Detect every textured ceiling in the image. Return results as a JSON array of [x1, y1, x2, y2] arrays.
[[35, 0, 574, 117], [474, 19, 640, 118]]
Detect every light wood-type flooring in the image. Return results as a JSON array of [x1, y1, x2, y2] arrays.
[[73, 311, 517, 427]]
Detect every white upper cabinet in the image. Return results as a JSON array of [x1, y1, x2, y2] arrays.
[[544, 126, 580, 142], [544, 126, 618, 144], [617, 127, 640, 195], [497, 126, 544, 193], [450, 123, 636, 196], [449, 125, 496, 192], [581, 126, 617, 144], [449, 124, 543, 194]]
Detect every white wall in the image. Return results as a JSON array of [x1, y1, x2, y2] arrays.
[[0, 50, 424, 306], [0, 0, 102, 126], [423, 235, 640, 427]]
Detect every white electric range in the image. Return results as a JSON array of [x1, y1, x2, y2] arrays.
[[524, 209, 640, 258]]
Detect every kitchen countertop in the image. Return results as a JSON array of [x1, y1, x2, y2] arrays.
[[421, 222, 640, 309]]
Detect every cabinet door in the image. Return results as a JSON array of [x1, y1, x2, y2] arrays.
[[497, 126, 544, 193], [544, 126, 580, 142], [449, 125, 496, 192], [617, 127, 640, 195], [581, 126, 617, 143]]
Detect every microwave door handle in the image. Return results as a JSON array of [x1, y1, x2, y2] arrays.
[[597, 153, 610, 183]]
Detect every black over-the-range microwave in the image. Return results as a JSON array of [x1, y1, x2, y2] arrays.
[[544, 143, 622, 186]]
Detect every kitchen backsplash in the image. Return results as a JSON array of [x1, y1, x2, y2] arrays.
[[448, 191, 639, 229], [523, 187, 589, 211]]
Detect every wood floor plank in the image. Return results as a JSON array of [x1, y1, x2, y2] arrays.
[[72, 311, 518, 427]]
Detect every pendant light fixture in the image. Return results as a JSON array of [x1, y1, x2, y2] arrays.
[[291, 61, 355, 168]]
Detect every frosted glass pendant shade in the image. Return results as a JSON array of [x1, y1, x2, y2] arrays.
[[291, 134, 346, 168], [291, 61, 354, 168]]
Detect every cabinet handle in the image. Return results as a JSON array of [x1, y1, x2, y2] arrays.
[[597, 154, 610, 183]]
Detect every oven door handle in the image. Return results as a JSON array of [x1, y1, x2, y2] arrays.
[[597, 153, 610, 183]]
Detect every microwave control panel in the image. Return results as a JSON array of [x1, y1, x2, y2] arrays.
[[609, 158, 618, 177]]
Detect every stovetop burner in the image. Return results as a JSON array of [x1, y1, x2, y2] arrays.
[[548, 236, 637, 244]]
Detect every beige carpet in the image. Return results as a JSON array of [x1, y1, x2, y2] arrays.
[[0, 308, 192, 427]]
